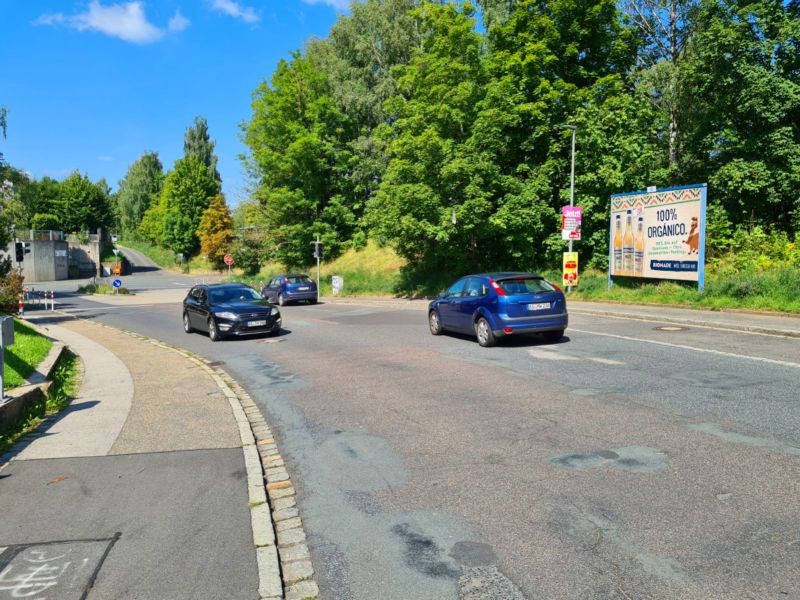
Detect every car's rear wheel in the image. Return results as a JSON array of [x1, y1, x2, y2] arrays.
[[183, 312, 194, 334], [208, 318, 222, 342], [543, 329, 564, 342], [278, 293, 286, 306], [429, 310, 443, 335], [308, 298, 317, 305], [475, 317, 497, 347]]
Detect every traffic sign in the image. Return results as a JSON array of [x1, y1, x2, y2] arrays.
[[224, 253, 234, 266], [112, 279, 122, 288]]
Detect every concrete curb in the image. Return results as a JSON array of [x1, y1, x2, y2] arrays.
[[94, 325, 318, 600]]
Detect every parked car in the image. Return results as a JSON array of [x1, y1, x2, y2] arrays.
[[183, 283, 282, 342], [261, 274, 318, 306], [427, 273, 568, 347]]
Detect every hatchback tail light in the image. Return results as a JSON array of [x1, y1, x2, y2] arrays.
[[489, 279, 506, 296]]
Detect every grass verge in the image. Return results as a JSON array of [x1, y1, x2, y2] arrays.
[[3, 319, 54, 388], [77, 283, 132, 295], [553, 268, 800, 314], [0, 350, 80, 455]]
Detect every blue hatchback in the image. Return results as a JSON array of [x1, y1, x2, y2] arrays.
[[428, 273, 568, 347], [261, 274, 318, 306]]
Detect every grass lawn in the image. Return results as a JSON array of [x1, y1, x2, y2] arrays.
[[3, 319, 54, 389]]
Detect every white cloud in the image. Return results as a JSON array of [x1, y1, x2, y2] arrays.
[[301, 0, 350, 10], [168, 9, 190, 32], [34, 2, 189, 44], [211, 0, 260, 24]]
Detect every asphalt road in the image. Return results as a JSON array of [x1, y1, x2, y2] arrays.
[[33, 268, 800, 600]]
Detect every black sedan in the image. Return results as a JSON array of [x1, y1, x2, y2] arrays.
[[183, 283, 282, 341]]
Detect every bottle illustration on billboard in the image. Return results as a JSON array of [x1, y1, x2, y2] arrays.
[[622, 209, 634, 275], [613, 214, 622, 275], [634, 216, 644, 276]]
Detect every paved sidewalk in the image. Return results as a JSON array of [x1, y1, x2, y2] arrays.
[[0, 318, 266, 599]]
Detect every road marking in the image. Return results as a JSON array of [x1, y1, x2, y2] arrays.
[[571, 328, 800, 369], [590, 357, 625, 365], [62, 304, 156, 312], [528, 348, 577, 361], [528, 348, 625, 365]]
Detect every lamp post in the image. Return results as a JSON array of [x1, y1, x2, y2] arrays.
[[560, 124, 576, 292]]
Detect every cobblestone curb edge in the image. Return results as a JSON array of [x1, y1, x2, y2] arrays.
[[105, 325, 319, 600]]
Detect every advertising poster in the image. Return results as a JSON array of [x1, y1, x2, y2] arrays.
[[609, 184, 707, 285], [561, 206, 582, 241], [562, 252, 578, 286]]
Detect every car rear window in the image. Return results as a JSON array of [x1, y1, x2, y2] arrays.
[[286, 276, 312, 284], [497, 277, 556, 295]]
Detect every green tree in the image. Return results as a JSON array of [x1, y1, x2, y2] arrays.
[[243, 51, 353, 266], [198, 194, 234, 270], [160, 155, 220, 255], [58, 171, 113, 232], [367, 2, 486, 271], [117, 152, 164, 239], [679, 0, 800, 231], [184, 116, 222, 187], [137, 195, 168, 246]]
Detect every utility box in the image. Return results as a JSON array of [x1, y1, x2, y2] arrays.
[[1, 316, 14, 348]]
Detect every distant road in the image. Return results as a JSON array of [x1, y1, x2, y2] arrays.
[[116, 244, 160, 271]]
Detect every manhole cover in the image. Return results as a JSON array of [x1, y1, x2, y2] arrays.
[[654, 325, 688, 332]]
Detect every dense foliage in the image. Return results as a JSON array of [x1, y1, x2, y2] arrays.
[[241, 0, 799, 275], [117, 152, 164, 240]]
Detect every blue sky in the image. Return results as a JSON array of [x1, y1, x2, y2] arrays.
[[0, 1, 347, 205]]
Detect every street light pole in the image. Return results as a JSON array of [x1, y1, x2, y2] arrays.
[[562, 124, 577, 293]]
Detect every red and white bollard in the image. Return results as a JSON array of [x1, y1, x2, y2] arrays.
[[18, 293, 24, 317], [50, 290, 55, 311]]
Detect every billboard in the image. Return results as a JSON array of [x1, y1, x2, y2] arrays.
[[609, 184, 707, 287]]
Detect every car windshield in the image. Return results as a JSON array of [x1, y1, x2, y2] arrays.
[[286, 276, 312, 284], [209, 287, 261, 303], [497, 277, 556, 295]]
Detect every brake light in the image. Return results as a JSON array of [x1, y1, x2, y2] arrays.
[[489, 279, 506, 296], [547, 280, 563, 293]]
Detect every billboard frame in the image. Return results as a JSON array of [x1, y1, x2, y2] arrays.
[[608, 183, 707, 291]]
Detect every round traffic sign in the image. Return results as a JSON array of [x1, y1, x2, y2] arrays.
[[112, 279, 122, 288], [224, 253, 234, 266]]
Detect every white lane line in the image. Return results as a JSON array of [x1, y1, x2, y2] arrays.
[[528, 348, 577, 361], [528, 348, 625, 365], [590, 357, 625, 365], [570, 328, 800, 369], [62, 304, 156, 312]]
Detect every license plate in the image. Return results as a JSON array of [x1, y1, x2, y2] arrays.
[[298, 287, 309, 291], [248, 320, 267, 327], [528, 302, 550, 311]]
